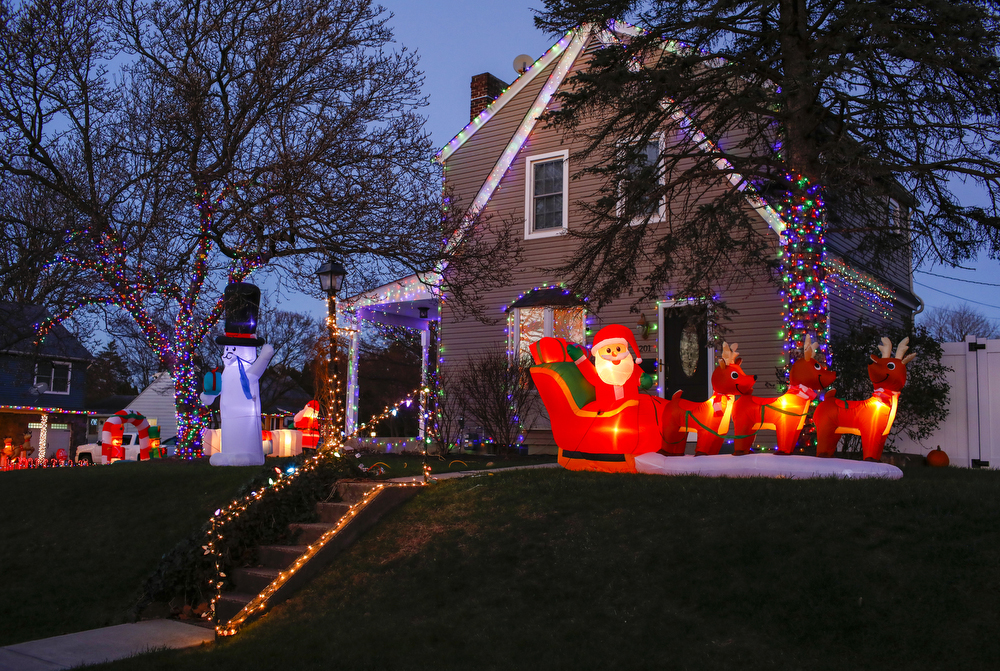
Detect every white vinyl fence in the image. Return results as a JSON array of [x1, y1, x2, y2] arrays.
[[893, 336, 1000, 468]]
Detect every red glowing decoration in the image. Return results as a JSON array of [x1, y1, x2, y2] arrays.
[[662, 343, 756, 456], [572, 324, 646, 409], [529, 333, 666, 474], [814, 337, 916, 461], [733, 335, 837, 454], [101, 409, 152, 462], [294, 400, 321, 450]]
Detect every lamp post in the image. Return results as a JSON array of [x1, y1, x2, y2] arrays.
[[315, 258, 348, 448]]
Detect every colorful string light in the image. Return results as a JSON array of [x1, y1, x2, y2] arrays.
[[775, 174, 829, 367]]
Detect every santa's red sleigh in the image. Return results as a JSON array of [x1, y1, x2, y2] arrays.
[[528, 336, 668, 473]]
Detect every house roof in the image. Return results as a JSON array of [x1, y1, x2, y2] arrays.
[[0, 302, 94, 362], [434, 24, 786, 261]]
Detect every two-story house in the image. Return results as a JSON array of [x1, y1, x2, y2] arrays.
[[0, 302, 94, 459], [340, 22, 919, 452]]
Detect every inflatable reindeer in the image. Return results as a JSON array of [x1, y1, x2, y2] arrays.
[[813, 337, 916, 461], [732, 335, 837, 455], [662, 342, 756, 456]]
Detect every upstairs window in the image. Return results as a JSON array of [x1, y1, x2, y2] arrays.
[[525, 151, 569, 239], [35, 361, 72, 394], [889, 198, 909, 233], [619, 138, 663, 224]]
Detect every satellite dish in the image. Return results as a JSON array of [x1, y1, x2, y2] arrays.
[[28, 382, 49, 397], [513, 54, 533, 75]]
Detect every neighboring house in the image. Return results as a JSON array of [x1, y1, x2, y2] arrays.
[[341, 23, 918, 451], [86, 372, 179, 445], [0, 302, 94, 458]]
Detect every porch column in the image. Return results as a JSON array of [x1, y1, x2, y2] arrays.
[[345, 315, 361, 437], [38, 412, 49, 460], [419, 328, 429, 441]]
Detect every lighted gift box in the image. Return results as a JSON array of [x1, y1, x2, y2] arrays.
[[269, 429, 303, 457]]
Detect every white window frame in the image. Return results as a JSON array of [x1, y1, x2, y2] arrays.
[[524, 150, 570, 239], [34, 360, 72, 395], [617, 135, 665, 226]]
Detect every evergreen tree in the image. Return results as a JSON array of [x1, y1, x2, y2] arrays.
[[85, 340, 138, 405], [535, 1, 1000, 358]]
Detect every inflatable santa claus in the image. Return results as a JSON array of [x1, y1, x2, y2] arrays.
[[572, 324, 649, 409]]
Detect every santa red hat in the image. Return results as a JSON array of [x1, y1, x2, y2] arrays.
[[591, 324, 642, 364]]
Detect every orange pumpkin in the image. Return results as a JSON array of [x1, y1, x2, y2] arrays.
[[926, 447, 950, 468]]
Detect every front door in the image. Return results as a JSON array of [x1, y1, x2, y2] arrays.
[[659, 306, 709, 402]]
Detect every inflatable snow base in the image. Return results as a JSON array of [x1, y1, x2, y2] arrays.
[[634, 452, 903, 480]]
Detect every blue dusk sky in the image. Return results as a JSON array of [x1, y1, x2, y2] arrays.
[[288, 0, 1000, 323]]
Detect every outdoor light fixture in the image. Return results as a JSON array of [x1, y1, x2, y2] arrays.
[[419, 306, 429, 319], [315, 258, 348, 297]]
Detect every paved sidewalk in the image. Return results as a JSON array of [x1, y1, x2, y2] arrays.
[[0, 620, 214, 670]]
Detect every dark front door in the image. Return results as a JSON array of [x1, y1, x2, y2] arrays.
[[660, 306, 709, 402]]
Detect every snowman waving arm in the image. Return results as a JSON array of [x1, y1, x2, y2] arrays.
[[249, 344, 275, 377]]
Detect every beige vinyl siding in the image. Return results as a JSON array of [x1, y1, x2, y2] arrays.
[[439, 29, 785, 383]]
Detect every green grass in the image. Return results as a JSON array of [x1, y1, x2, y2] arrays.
[[89, 465, 1000, 670], [0, 460, 259, 646]]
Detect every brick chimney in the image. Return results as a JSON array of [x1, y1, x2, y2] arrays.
[[470, 73, 508, 121]]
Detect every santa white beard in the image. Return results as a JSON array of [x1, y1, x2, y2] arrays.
[[595, 354, 635, 386]]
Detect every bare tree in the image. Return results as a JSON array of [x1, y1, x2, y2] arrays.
[[0, 0, 450, 453], [426, 366, 466, 457], [920, 305, 1000, 342], [459, 346, 538, 455]]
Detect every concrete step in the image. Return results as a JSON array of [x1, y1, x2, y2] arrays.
[[316, 501, 351, 523], [257, 545, 308, 569], [288, 522, 336, 545], [336, 481, 377, 504], [233, 567, 281, 594], [214, 592, 254, 625]]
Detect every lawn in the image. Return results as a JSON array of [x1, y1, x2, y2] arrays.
[[0, 460, 259, 646], [89, 465, 1000, 671]]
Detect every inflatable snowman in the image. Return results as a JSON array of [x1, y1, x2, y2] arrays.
[[201, 283, 274, 466]]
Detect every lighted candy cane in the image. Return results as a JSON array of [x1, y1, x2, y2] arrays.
[[101, 409, 151, 461]]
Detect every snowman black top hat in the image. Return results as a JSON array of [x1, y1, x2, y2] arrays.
[[216, 282, 266, 346]]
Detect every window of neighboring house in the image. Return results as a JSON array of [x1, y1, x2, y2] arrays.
[[34, 361, 71, 394], [525, 151, 569, 239], [510, 306, 587, 360], [618, 138, 663, 224]]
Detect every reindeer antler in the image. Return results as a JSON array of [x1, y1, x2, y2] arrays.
[[895, 337, 910, 360], [803, 334, 816, 360], [878, 337, 892, 359], [721, 342, 739, 365]]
